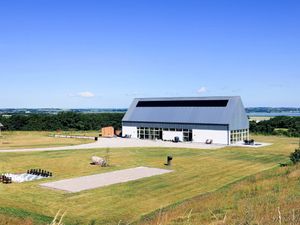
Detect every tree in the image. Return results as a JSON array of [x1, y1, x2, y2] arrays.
[[250, 116, 300, 137], [290, 148, 300, 164]]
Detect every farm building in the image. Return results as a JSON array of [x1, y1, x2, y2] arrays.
[[122, 96, 249, 145]]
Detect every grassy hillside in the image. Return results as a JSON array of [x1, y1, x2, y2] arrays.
[[139, 164, 300, 225], [0, 135, 297, 224]]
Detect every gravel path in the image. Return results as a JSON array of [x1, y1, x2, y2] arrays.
[[40, 166, 173, 192], [0, 137, 223, 153]]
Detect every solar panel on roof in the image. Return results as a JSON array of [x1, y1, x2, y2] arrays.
[[136, 100, 229, 107]]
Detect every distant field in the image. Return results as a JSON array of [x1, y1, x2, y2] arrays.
[[248, 116, 273, 121], [0, 131, 97, 149], [0, 135, 297, 225]]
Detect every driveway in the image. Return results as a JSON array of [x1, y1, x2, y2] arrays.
[[0, 137, 224, 153]]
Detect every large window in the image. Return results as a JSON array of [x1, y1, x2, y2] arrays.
[[137, 127, 192, 141], [137, 127, 162, 140], [230, 129, 249, 144]]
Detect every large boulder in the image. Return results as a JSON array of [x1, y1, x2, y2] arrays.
[[91, 156, 107, 167]]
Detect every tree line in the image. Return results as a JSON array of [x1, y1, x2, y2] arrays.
[[1, 113, 299, 137], [250, 116, 300, 137], [0, 112, 125, 131]]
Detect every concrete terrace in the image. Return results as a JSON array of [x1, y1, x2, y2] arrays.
[[40, 166, 173, 193], [0, 137, 225, 153]]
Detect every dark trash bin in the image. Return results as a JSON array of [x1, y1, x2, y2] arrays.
[[174, 136, 179, 143], [165, 155, 173, 166], [95, 137, 98, 141]]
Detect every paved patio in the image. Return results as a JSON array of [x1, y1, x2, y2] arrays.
[[230, 142, 272, 148], [40, 166, 173, 192], [0, 137, 224, 153]]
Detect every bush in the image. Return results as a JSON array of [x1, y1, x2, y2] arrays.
[[290, 148, 300, 164]]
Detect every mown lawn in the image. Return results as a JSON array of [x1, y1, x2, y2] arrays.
[[0, 135, 297, 225], [0, 131, 96, 149], [140, 161, 300, 225]]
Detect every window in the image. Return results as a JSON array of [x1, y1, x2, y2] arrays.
[[137, 127, 162, 140], [136, 100, 229, 107], [230, 129, 249, 144]]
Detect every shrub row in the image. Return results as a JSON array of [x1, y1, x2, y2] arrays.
[[0, 112, 125, 131], [250, 116, 300, 137]]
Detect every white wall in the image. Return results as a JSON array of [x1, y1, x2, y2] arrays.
[[162, 131, 183, 141], [192, 129, 228, 145], [122, 126, 137, 138]]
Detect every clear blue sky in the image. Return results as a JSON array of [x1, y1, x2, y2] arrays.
[[0, 0, 299, 108]]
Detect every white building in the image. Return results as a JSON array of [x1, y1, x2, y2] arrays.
[[122, 96, 249, 145]]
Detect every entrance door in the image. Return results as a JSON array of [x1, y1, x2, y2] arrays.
[[188, 131, 193, 141], [159, 131, 163, 139]]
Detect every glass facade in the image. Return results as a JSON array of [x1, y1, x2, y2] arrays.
[[137, 126, 249, 144], [230, 129, 249, 144], [137, 127, 162, 140], [137, 127, 193, 142]]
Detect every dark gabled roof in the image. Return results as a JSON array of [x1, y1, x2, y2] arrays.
[[122, 96, 249, 130]]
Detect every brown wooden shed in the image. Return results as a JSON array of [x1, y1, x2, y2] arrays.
[[101, 126, 115, 138]]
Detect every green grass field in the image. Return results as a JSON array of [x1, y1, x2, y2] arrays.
[[0, 131, 96, 149], [140, 163, 300, 225], [0, 134, 298, 225]]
